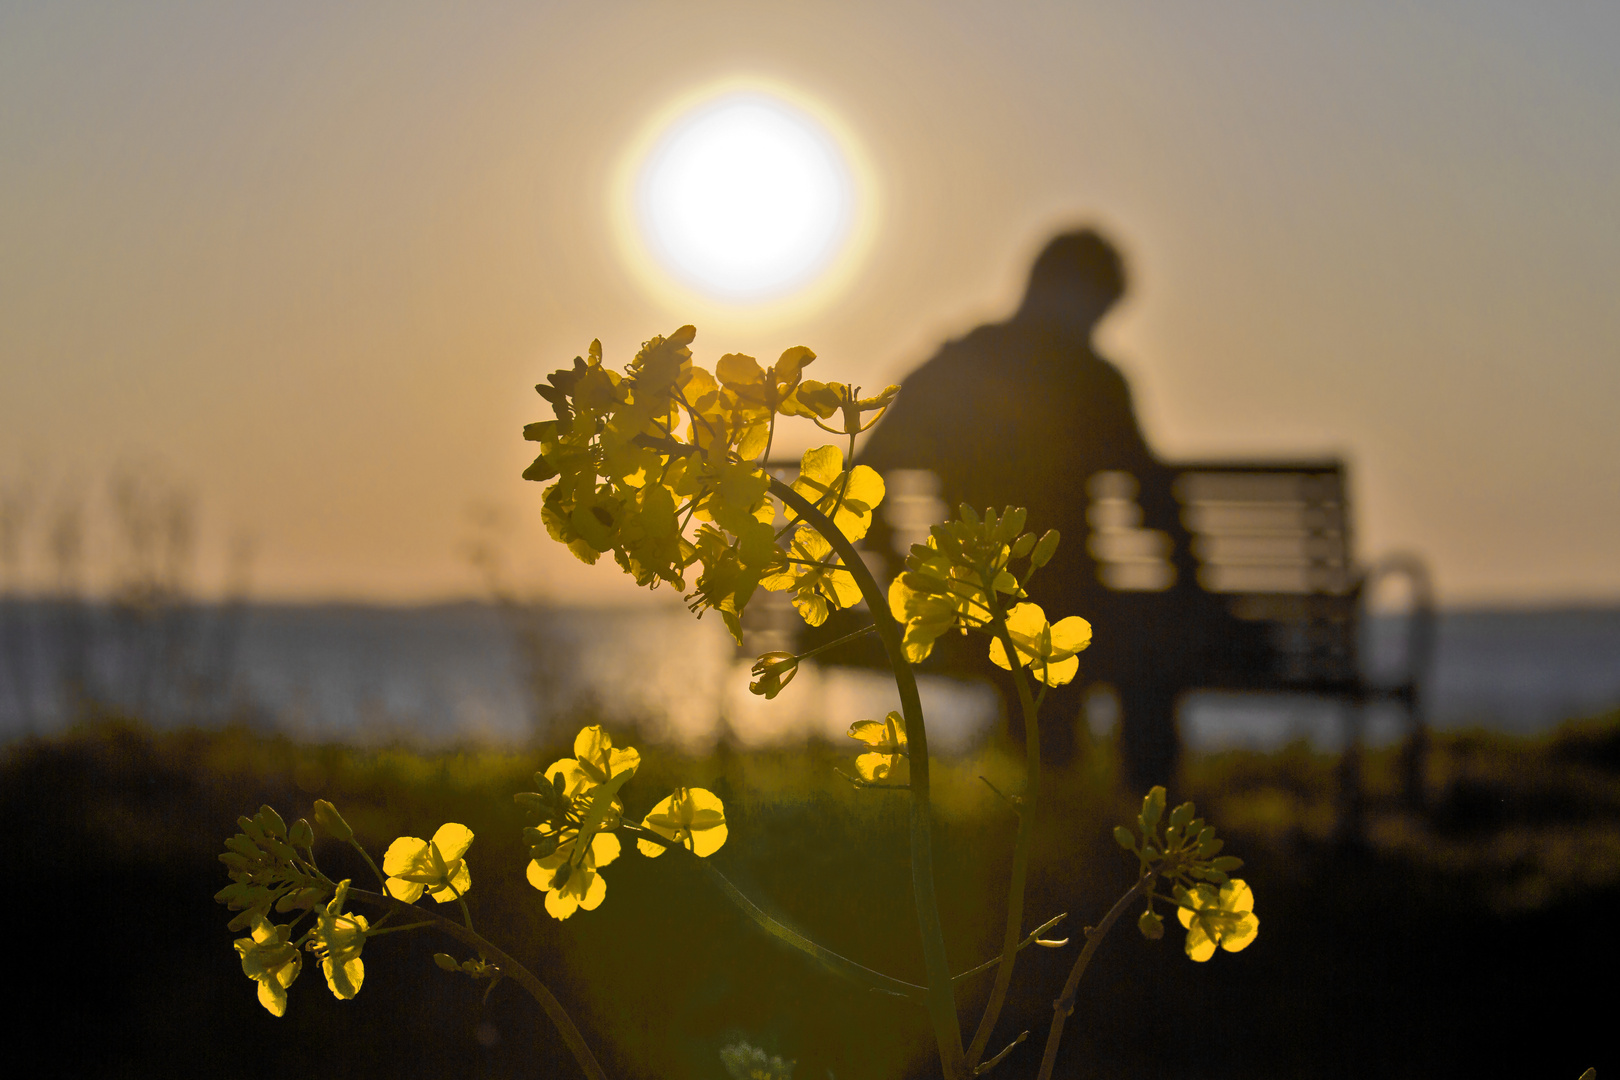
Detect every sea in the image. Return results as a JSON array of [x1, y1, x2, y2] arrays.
[[1, 600, 1616, 754]]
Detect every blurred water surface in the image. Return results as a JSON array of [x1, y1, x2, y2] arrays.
[[0, 600, 1616, 750]]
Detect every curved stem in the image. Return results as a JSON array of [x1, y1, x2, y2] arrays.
[[625, 825, 925, 998], [345, 888, 609, 1080], [967, 602, 1042, 1068], [1035, 874, 1156, 1080], [768, 476, 967, 1080]]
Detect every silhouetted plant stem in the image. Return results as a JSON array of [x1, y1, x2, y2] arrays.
[[1035, 873, 1156, 1080], [768, 476, 968, 1080], [346, 887, 609, 1080], [625, 824, 926, 998], [967, 601, 1042, 1070]]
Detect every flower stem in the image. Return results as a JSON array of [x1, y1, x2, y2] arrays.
[[768, 476, 967, 1080], [345, 887, 609, 1080], [966, 600, 1043, 1069], [626, 825, 927, 998], [1035, 873, 1156, 1080]]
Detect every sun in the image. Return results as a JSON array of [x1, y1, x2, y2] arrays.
[[616, 82, 873, 312]]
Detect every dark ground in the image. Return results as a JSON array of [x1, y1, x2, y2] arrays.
[[10, 711, 1617, 1079]]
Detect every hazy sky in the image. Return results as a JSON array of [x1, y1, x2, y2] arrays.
[[2, 1, 1616, 606]]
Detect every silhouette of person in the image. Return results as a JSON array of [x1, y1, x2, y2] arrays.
[[856, 229, 1193, 788]]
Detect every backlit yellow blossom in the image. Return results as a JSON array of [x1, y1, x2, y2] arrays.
[[987, 602, 1092, 687], [308, 879, 368, 999], [1176, 879, 1259, 962], [234, 913, 301, 1016], [527, 829, 622, 920], [637, 787, 728, 858], [848, 712, 908, 782], [544, 725, 641, 800], [383, 823, 474, 904]]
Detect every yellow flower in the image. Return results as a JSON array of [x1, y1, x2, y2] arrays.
[[1176, 879, 1259, 962], [308, 879, 368, 999], [544, 725, 641, 801], [847, 712, 908, 782], [636, 787, 729, 858], [382, 823, 474, 903], [234, 913, 302, 1016], [987, 602, 1092, 687], [526, 829, 622, 920]]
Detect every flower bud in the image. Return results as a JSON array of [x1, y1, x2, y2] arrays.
[[1113, 826, 1137, 851], [289, 818, 315, 849], [1138, 908, 1164, 940], [433, 953, 459, 972], [257, 805, 287, 839], [1029, 529, 1060, 569], [1140, 787, 1166, 827], [313, 799, 353, 841]]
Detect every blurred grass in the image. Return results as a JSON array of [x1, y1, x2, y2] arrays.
[[10, 710, 1618, 1079]]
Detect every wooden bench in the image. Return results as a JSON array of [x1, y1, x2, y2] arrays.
[[759, 455, 1434, 814]]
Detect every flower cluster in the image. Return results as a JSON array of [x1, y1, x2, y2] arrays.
[[216, 798, 487, 1016], [521, 327, 896, 643], [216, 804, 383, 1015], [515, 725, 728, 920], [1114, 786, 1258, 961], [888, 504, 1088, 686]]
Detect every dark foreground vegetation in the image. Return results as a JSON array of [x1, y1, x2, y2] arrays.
[[13, 713, 1617, 1079]]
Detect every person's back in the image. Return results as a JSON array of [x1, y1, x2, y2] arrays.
[[857, 230, 1189, 783]]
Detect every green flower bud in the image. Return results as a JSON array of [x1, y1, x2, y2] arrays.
[[289, 818, 314, 849], [313, 799, 353, 841], [550, 861, 572, 890], [1029, 529, 1060, 569], [1010, 532, 1036, 558], [1113, 826, 1137, 851], [433, 953, 460, 972], [1138, 908, 1164, 940], [1141, 787, 1166, 827], [257, 805, 287, 838], [1169, 801, 1195, 830]]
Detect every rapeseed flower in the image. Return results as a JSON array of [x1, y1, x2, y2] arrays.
[[527, 829, 622, 920], [382, 823, 474, 903], [848, 712, 908, 782], [637, 787, 729, 857], [308, 879, 368, 999], [1176, 879, 1259, 961], [234, 914, 302, 1016]]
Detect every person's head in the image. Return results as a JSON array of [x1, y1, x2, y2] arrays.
[[1016, 229, 1126, 335]]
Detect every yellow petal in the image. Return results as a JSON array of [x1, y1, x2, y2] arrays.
[[1224, 880, 1254, 914], [1223, 913, 1259, 953], [1184, 924, 1216, 962], [543, 885, 581, 920], [1048, 616, 1093, 655], [385, 878, 425, 904], [577, 869, 608, 911], [842, 465, 885, 511], [690, 819, 729, 857], [573, 724, 613, 764], [257, 978, 289, 1017], [381, 836, 428, 879], [1039, 654, 1080, 688], [431, 823, 474, 864], [637, 837, 666, 858], [1003, 602, 1049, 639], [591, 830, 621, 868], [988, 635, 1013, 671], [525, 859, 552, 891]]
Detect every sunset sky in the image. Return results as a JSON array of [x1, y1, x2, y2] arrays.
[[2, 2, 1616, 607]]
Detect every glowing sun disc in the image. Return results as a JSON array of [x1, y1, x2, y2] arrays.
[[633, 91, 857, 303]]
